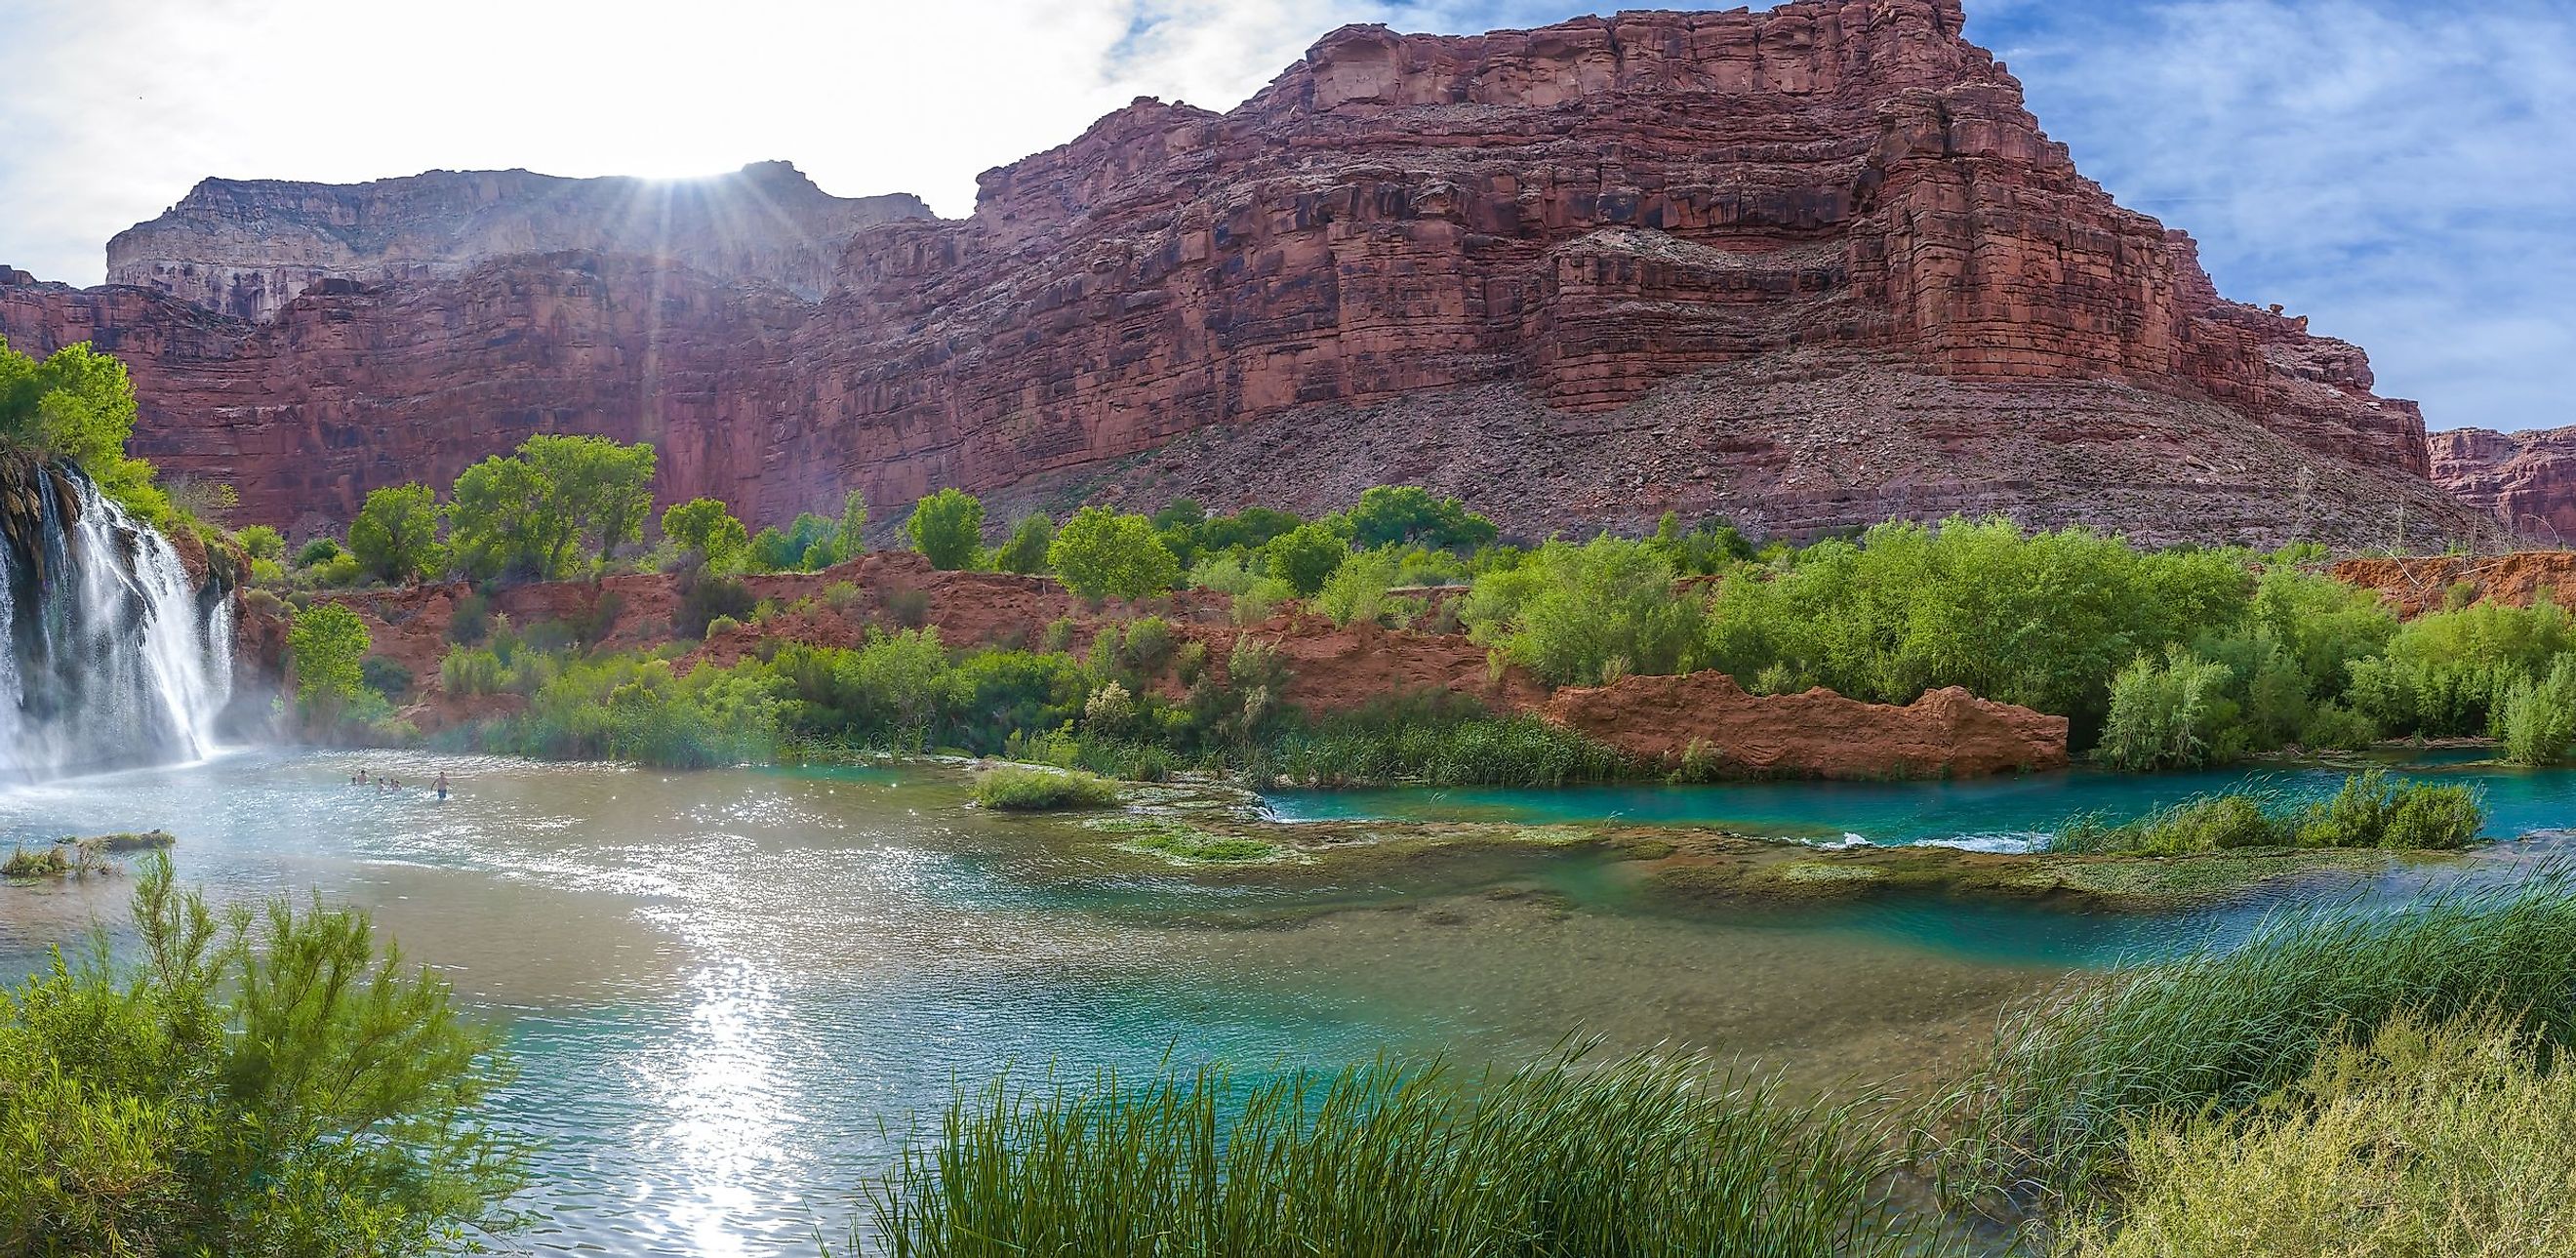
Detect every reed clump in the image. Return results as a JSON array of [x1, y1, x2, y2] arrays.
[[857, 1047, 1920, 1258], [1933, 865, 2576, 1217]]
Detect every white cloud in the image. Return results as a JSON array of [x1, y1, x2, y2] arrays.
[[1976, 0, 2576, 431]]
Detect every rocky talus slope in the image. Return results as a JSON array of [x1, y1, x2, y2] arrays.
[[1, 0, 2497, 547]]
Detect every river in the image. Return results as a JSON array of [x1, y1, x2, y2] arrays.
[[0, 749, 2569, 1254]]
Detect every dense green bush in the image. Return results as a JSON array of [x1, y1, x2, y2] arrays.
[[1260, 520, 1351, 598], [1344, 484, 1498, 551], [1049, 507, 1179, 600], [1258, 693, 1631, 788], [0, 859, 526, 1253], [447, 434, 657, 580], [2501, 655, 2576, 764], [2095, 648, 2236, 770], [2345, 598, 2576, 737], [1703, 518, 2251, 735], [661, 497, 751, 571], [348, 482, 446, 585], [0, 337, 169, 522], [287, 602, 373, 721], [503, 654, 785, 767], [994, 513, 1055, 574], [1463, 536, 1704, 686]]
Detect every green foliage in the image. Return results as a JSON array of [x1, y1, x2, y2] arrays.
[[1197, 506, 1304, 555], [674, 568, 755, 639], [447, 434, 657, 580], [347, 483, 446, 585], [1261, 520, 1350, 597], [1345, 484, 1498, 551], [660, 497, 750, 571], [832, 489, 868, 565], [1647, 511, 1753, 576], [2055, 771, 2483, 856], [2500, 655, 2576, 764], [360, 656, 414, 701], [440, 647, 508, 697], [2095, 648, 2236, 771], [1259, 693, 1631, 788], [1314, 547, 1426, 629], [1462, 536, 1704, 686], [994, 513, 1055, 575], [2062, 1011, 2576, 1257], [0, 338, 168, 522], [295, 536, 343, 569], [1935, 867, 2576, 1214], [2345, 598, 2576, 737], [1703, 517, 2251, 735], [0, 859, 526, 1254], [504, 653, 784, 767], [906, 488, 986, 571], [286, 602, 371, 718], [1049, 507, 1179, 600], [857, 1044, 1917, 1258], [236, 524, 285, 561], [971, 766, 1122, 811]]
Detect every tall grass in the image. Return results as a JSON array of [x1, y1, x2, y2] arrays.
[[1259, 710, 1633, 788], [855, 1047, 1921, 1258], [971, 766, 1122, 811], [1934, 865, 2576, 1216], [2061, 1009, 2576, 1255]]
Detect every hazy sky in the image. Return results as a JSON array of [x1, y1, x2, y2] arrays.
[[2, 0, 2567, 431]]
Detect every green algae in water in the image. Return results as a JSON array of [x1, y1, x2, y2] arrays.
[[1092, 817, 1285, 864]]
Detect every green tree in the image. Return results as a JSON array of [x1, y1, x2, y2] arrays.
[[1262, 520, 1351, 597], [1049, 507, 1179, 600], [445, 435, 657, 579], [906, 488, 986, 571], [0, 337, 168, 521], [525, 433, 657, 569], [0, 858, 528, 1254], [286, 602, 371, 720], [1347, 485, 1498, 551], [661, 497, 749, 570], [347, 483, 446, 585], [995, 513, 1056, 575], [831, 489, 868, 564]]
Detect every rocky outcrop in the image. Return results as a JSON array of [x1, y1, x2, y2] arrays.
[[0, 1, 2495, 548], [105, 161, 929, 321], [2330, 551, 2576, 619], [2429, 426, 2576, 543], [1542, 671, 2068, 779]]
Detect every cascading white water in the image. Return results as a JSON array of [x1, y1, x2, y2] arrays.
[[0, 465, 234, 780]]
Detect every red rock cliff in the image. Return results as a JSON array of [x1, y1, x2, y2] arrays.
[[0, 1, 2494, 548], [2429, 426, 2576, 543]]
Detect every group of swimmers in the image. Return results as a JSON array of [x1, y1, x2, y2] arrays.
[[350, 768, 452, 801]]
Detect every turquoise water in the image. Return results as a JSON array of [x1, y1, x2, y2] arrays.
[[1267, 751, 2576, 848], [1, 749, 2568, 1253]]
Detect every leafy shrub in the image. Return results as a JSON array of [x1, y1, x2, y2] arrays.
[[286, 602, 371, 720], [1344, 484, 1498, 551], [359, 655, 414, 701], [1260, 520, 1350, 597], [972, 766, 1122, 811], [660, 497, 750, 571], [995, 513, 1055, 574], [674, 568, 755, 639], [0, 859, 526, 1252], [2054, 771, 2482, 856], [236, 523, 285, 561], [295, 536, 343, 568], [2297, 700, 2378, 751], [1314, 547, 1424, 629], [2500, 655, 2576, 765], [2095, 649, 2236, 770], [348, 482, 446, 584], [1462, 536, 1704, 686], [441, 646, 508, 697], [446, 589, 493, 645]]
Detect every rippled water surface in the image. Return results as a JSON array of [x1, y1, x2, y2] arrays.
[[1, 749, 2568, 1253]]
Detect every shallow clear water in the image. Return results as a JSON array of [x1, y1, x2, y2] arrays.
[[1267, 751, 2576, 848], [0, 749, 2566, 1254]]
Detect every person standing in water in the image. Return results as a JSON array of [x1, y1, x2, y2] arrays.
[[434, 771, 451, 801]]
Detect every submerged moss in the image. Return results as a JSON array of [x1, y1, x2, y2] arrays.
[[1090, 818, 1285, 865]]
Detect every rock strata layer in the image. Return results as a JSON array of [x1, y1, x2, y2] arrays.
[[2430, 426, 2576, 543], [0, 0, 2496, 547], [1542, 671, 2069, 779]]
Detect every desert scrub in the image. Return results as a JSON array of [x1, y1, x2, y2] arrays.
[[2051, 769, 2483, 855], [1934, 865, 2576, 1216], [853, 1045, 1920, 1258], [973, 766, 1123, 811], [2061, 1010, 2576, 1256]]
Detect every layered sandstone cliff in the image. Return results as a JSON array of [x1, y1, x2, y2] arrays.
[[104, 161, 929, 321], [2429, 426, 2576, 543], [0, 1, 2497, 547]]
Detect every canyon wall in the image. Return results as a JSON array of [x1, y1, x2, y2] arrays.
[[2430, 426, 2576, 543], [103, 161, 928, 321], [0, 0, 2496, 547]]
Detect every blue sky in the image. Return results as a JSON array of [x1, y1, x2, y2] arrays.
[[2, 0, 2567, 431]]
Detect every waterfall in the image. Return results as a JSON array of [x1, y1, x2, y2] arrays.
[[0, 463, 234, 780]]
